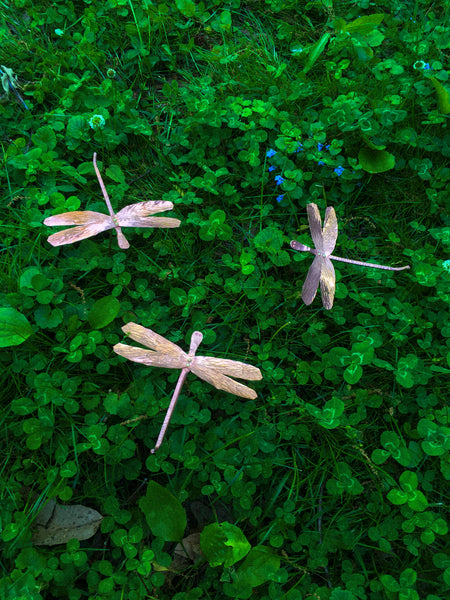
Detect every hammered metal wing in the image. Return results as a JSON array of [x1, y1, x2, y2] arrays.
[[44, 212, 113, 246], [301, 254, 323, 305], [319, 257, 336, 309]]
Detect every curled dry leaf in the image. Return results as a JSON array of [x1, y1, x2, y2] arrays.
[[172, 533, 203, 570], [32, 499, 103, 546]]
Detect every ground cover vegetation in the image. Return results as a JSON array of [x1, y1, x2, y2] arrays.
[[1, 0, 449, 598]]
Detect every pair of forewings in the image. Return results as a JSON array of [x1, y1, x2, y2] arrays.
[[113, 323, 262, 400], [44, 201, 180, 248], [299, 204, 338, 310]]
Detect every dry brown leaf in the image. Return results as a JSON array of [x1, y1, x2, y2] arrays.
[[32, 499, 103, 546], [172, 533, 203, 570]]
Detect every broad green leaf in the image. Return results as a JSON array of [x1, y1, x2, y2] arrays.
[[200, 522, 251, 567], [323, 397, 345, 421], [408, 490, 428, 512], [139, 481, 186, 542], [170, 287, 188, 306], [210, 209, 226, 227], [344, 13, 384, 35], [399, 470, 418, 490], [343, 363, 363, 384], [303, 33, 331, 74], [358, 148, 395, 173], [387, 488, 408, 505], [0, 308, 33, 347], [32, 126, 57, 151], [66, 115, 87, 139], [219, 9, 232, 31], [380, 574, 400, 592], [187, 285, 207, 304], [361, 134, 386, 150], [88, 296, 120, 329], [234, 546, 280, 588], [254, 226, 283, 253], [430, 77, 450, 114], [399, 568, 417, 587], [176, 0, 196, 18], [371, 449, 390, 465], [106, 164, 126, 184], [19, 266, 41, 291]]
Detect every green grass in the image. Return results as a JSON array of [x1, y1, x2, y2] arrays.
[[1, 0, 449, 599]]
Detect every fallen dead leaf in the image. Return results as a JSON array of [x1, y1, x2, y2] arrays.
[[32, 499, 103, 546]]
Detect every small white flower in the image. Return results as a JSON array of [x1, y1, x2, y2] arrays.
[[89, 114, 106, 130], [442, 260, 450, 273]]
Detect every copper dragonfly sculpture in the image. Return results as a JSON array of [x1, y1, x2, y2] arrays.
[[114, 322, 262, 453], [290, 203, 410, 309], [44, 153, 181, 248]]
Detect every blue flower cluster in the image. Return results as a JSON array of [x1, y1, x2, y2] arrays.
[[266, 141, 345, 202]]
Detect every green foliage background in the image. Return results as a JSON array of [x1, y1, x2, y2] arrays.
[[1, 0, 449, 599]]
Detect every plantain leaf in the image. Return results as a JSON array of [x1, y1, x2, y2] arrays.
[[200, 522, 251, 567], [0, 308, 33, 347], [430, 77, 450, 115], [303, 33, 331, 74], [358, 147, 395, 173], [88, 296, 120, 329], [139, 481, 186, 542]]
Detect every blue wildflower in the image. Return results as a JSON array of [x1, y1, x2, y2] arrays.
[[268, 165, 277, 172], [334, 166, 345, 176], [318, 160, 325, 166], [266, 149, 276, 158], [423, 63, 431, 69], [276, 194, 284, 203], [274, 175, 284, 185], [317, 142, 324, 151], [294, 142, 303, 152]]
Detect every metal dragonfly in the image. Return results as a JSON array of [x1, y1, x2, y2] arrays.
[[114, 322, 262, 453], [290, 203, 410, 309], [44, 153, 181, 248]]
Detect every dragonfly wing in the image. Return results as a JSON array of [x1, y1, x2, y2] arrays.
[[322, 206, 338, 255], [121, 322, 186, 357], [306, 203, 324, 253], [116, 202, 181, 228], [44, 211, 108, 226], [44, 212, 113, 246], [113, 344, 186, 368], [119, 216, 181, 228], [319, 257, 336, 310], [191, 361, 258, 399], [301, 255, 323, 305], [193, 356, 262, 380]]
